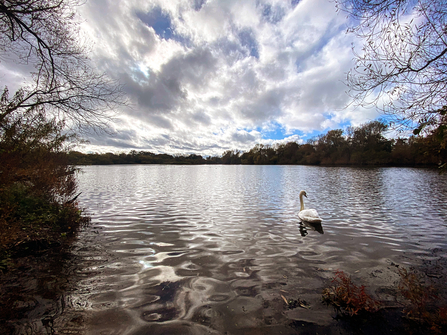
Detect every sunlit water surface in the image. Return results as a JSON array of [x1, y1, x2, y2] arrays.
[[23, 166, 447, 333]]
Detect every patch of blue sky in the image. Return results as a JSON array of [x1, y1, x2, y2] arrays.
[[238, 28, 259, 59], [257, 118, 364, 143], [258, 122, 301, 141], [254, 122, 290, 141], [136, 8, 190, 45], [259, 125, 324, 143], [337, 120, 352, 130], [259, 123, 286, 140], [298, 129, 324, 142], [373, 113, 410, 127], [261, 3, 285, 24], [291, 0, 301, 8]]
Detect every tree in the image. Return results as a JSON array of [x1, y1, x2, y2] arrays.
[[348, 120, 392, 164], [0, 101, 89, 253], [246, 144, 277, 165], [317, 129, 350, 164], [0, 0, 122, 253], [0, 103, 77, 203], [0, 0, 123, 131], [337, 0, 447, 130], [221, 150, 241, 164], [276, 142, 301, 164]]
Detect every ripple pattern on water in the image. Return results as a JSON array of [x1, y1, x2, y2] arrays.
[[55, 165, 447, 334]]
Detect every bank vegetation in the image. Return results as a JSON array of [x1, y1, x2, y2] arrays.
[[0, 0, 123, 268]]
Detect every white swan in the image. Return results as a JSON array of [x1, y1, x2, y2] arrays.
[[298, 190, 323, 224]]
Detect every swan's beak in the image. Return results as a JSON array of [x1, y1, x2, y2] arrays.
[[304, 193, 307, 198]]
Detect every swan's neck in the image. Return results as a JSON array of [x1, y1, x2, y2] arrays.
[[299, 193, 305, 211]]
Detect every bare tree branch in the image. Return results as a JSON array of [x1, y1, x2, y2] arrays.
[[0, 0, 125, 132], [336, 0, 447, 129]]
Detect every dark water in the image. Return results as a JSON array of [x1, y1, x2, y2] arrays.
[[5, 165, 447, 334]]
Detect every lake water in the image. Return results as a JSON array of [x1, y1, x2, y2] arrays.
[[8, 165, 447, 334]]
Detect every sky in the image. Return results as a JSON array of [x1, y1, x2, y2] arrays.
[[8, 0, 384, 156]]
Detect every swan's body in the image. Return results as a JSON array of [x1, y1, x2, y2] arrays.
[[298, 190, 322, 224]]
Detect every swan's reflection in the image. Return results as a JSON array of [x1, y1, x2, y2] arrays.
[[299, 221, 324, 236]]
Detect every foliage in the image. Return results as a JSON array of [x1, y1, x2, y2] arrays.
[[322, 270, 379, 316], [0, 184, 88, 244], [413, 106, 447, 172], [0, 98, 77, 201], [0, 0, 121, 263], [0, 186, 89, 273], [67, 150, 212, 165], [0, 101, 89, 262], [221, 150, 242, 164], [317, 129, 350, 165]]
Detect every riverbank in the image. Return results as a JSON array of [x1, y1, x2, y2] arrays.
[[0, 201, 89, 334], [0, 180, 90, 272], [0, 205, 89, 270]]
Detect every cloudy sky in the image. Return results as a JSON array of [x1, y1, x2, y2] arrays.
[[16, 0, 384, 155]]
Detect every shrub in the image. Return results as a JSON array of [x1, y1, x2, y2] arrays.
[[398, 268, 447, 333], [322, 270, 379, 316], [0, 103, 89, 262]]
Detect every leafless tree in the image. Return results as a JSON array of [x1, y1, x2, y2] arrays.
[[336, 0, 447, 130], [0, 0, 124, 131]]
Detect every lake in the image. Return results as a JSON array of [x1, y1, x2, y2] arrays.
[[7, 165, 447, 334]]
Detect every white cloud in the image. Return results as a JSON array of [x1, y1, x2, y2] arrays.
[[68, 0, 380, 154]]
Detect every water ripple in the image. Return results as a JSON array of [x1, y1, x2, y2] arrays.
[[55, 165, 447, 333]]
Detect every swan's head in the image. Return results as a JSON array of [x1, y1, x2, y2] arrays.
[[299, 190, 307, 198]]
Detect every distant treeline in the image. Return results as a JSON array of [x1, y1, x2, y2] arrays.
[[68, 121, 446, 167]]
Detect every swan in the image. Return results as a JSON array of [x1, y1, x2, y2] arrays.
[[298, 190, 323, 224]]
